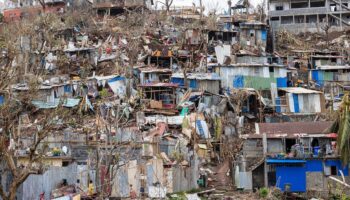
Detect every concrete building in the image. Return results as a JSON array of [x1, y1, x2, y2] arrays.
[[268, 0, 350, 33]]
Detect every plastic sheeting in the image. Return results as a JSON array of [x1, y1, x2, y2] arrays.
[[215, 45, 231, 65], [107, 76, 126, 98], [195, 120, 210, 139]]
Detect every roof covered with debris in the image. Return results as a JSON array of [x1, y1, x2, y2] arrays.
[[255, 121, 333, 136]]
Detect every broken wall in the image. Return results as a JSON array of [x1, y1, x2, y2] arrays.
[[17, 163, 94, 200]]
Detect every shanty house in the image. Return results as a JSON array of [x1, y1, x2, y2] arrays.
[[139, 83, 178, 115], [207, 30, 238, 45], [310, 65, 350, 93], [238, 121, 347, 192], [276, 87, 326, 113], [11, 80, 80, 109], [239, 22, 268, 49], [216, 64, 287, 90], [171, 73, 221, 94], [137, 67, 172, 84]]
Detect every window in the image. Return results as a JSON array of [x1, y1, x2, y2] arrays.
[[269, 67, 275, 73], [310, 0, 325, 7], [291, 1, 309, 9], [330, 166, 337, 175], [276, 5, 283, 10], [285, 139, 296, 153], [295, 15, 305, 23], [306, 15, 318, 23], [281, 16, 294, 24], [271, 17, 279, 21]]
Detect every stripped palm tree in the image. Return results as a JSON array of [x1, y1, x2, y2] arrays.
[[328, 93, 350, 164]]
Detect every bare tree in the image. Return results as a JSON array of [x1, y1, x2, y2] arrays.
[[321, 20, 331, 47], [165, 0, 174, 13], [37, 0, 46, 10], [0, 13, 71, 200]]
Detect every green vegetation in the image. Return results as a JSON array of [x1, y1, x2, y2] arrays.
[[328, 93, 350, 163], [259, 187, 269, 198]]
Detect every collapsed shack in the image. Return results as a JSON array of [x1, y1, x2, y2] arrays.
[[139, 83, 178, 115]]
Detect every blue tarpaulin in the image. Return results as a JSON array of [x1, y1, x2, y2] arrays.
[[108, 76, 125, 83], [233, 76, 244, 88]]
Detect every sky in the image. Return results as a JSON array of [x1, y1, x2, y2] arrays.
[[0, 0, 264, 13], [156, 0, 264, 14]]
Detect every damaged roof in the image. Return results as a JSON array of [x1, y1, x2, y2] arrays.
[[171, 73, 221, 80], [139, 83, 178, 87], [138, 67, 172, 73], [253, 121, 333, 138], [278, 87, 323, 94]]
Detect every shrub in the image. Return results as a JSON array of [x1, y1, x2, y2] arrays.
[[259, 187, 269, 198]]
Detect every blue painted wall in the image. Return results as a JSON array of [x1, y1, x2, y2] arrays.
[[277, 77, 288, 88], [275, 98, 281, 113], [306, 160, 323, 172], [276, 165, 306, 192], [189, 79, 198, 88], [171, 77, 185, 87], [271, 159, 348, 193], [293, 94, 300, 113], [311, 70, 324, 86], [325, 160, 349, 176]]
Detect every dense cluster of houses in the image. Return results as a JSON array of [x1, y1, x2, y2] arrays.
[[1, 0, 350, 199]]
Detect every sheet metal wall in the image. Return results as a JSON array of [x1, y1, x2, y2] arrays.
[[18, 163, 95, 200], [220, 66, 287, 90], [286, 93, 322, 113]]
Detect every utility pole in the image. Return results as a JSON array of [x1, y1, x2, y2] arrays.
[[199, 0, 203, 20], [263, 133, 268, 187]]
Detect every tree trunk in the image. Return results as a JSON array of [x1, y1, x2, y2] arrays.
[[8, 185, 18, 200]]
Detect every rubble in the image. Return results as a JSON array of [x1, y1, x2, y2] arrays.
[[1, 0, 350, 200]]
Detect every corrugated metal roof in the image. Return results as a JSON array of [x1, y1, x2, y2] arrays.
[[315, 65, 350, 70], [138, 67, 172, 73], [139, 83, 178, 87], [171, 73, 221, 80], [278, 87, 322, 94], [257, 121, 333, 135]]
